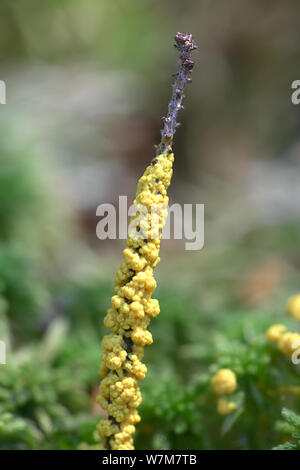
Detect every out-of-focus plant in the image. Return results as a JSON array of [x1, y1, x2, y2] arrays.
[[273, 408, 300, 450], [0, 312, 98, 450], [0, 116, 72, 255], [0, 274, 299, 449], [0, 243, 49, 340], [0, 115, 76, 340]]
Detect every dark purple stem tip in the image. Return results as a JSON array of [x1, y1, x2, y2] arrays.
[[156, 32, 197, 156]]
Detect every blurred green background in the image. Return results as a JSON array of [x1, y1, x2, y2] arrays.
[[0, 0, 299, 450]]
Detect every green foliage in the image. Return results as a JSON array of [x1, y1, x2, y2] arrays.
[[0, 263, 299, 449], [134, 293, 299, 450], [273, 408, 300, 450], [0, 112, 298, 450], [0, 243, 49, 340], [0, 315, 98, 450], [0, 115, 73, 259]]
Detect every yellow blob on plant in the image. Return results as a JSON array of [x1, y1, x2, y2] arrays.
[[278, 332, 300, 357], [95, 32, 197, 450], [286, 294, 300, 321], [211, 369, 237, 396], [266, 324, 287, 343], [217, 398, 237, 416]]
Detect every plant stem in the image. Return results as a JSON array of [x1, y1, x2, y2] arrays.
[[156, 32, 197, 156]]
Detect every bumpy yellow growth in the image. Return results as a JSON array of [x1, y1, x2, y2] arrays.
[[266, 324, 300, 358], [278, 332, 300, 357], [286, 294, 300, 321], [217, 398, 237, 416], [266, 295, 300, 357], [211, 369, 237, 396], [96, 152, 174, 450], [266, 324, 287, 343], [211, 369, 237, 416]]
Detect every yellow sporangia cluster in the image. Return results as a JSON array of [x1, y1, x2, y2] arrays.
[[286, 294, 300, 321], [217, 398, 237, 416], [267, 325, 300, 357], [211, 369, 237, 416], [266, 294, 300, 359], [96, 152, 174, 450]]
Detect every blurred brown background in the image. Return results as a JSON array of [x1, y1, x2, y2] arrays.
[[1, 0, 300, 309]]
